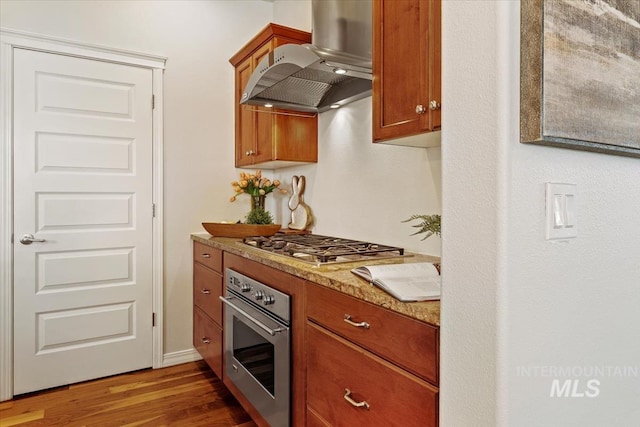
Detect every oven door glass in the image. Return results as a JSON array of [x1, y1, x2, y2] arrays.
[[233, 316, 276, 395]]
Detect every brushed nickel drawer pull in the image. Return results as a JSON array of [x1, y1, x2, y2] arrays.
[[201, 253, 211, 258], [344, 314, 370, 329], [344, 388, 370, 409], [201, 337, 210, 344], [201, 289, 211, 295]]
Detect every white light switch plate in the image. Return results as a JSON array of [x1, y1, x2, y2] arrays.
[[546, 183, 577, 240]]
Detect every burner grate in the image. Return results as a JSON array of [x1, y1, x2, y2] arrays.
[[243, 234, 405, 264]]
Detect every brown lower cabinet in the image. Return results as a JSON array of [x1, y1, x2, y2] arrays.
[[305, 283, 439, 426], [306, 323, 438, 427], [192, 246, 439, 426], [193, 306, 222, 377], [192, 242, 224, 378]]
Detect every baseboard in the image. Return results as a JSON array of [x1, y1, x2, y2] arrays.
[[162, 348, 202, 367]]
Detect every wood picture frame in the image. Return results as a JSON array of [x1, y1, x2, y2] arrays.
[[520, 0, 640, 158]]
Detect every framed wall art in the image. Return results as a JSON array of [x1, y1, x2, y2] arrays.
[[520, 0, 640, 158]]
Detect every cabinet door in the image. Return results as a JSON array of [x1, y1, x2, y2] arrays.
[[373, 0, 441, 142], [253, 43, 276, 165], [236, 55, 256, 167], [193, 263, 223, 326], [193, 306, 223, 378], [306, 322, 438, 427], [236, 43, 275, 166], [428, 0, 441, 130], [307, 283, 439, 385], [193, 242, 222, 273]]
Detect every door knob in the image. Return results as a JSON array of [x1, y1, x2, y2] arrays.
[[19, 234, 46, 245], [429, 100, 441, 110], [415, 104, 427, 114]]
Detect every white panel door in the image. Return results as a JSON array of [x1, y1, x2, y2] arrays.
[[13, 48, 154, 395]]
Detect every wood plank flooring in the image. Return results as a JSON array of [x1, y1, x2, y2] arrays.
[[0, 361, 257, 427]]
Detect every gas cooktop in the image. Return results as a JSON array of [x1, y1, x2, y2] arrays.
[[242, 233, 407, 265]]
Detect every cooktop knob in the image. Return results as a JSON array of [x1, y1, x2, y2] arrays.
[[240, 282, 251, 292], [254, 290, 265, 300], [263, 295, 275, 305]]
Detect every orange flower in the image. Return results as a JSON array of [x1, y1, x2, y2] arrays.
[[229, 170, 287, 202]]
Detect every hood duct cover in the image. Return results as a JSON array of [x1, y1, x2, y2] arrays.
[[240, 0, 372, 113]]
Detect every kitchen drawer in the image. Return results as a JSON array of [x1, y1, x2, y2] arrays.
[[306, 407, 331, 427], [193, 306, 223, 378], [193, 241, 222, 273], [193, 262, 223, 326], [306, 282, 439, 385], [306, 322, 438, 427]]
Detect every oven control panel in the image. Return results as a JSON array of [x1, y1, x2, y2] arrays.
[[225, 268, 290, 322]]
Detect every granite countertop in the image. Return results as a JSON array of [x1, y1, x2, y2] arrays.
[[191, 233, 441, 327]]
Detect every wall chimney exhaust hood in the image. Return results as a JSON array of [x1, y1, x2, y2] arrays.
[[240, 0, 372, 114]]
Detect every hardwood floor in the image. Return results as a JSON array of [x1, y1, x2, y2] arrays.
[[0, 361, 257, 427]]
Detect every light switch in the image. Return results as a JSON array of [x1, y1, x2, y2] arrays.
[[553, 195, 564, 228], [546, 183, 577, 240], [565, 194, 576, 227]]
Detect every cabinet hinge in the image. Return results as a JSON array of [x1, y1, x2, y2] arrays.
[[152, 312, 156, 327], [152, 203, 156, 218], [152, 94, 155, 109]]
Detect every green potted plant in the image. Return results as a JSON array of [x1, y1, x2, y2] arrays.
[[244, 206, 274, 225], [402, 214, 441, 240], [229, 169, 287, 222]]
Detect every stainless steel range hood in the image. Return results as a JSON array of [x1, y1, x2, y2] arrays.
[[240, 0, 372, 114]]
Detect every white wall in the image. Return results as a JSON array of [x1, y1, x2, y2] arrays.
[[271, 0, 442, 257], [441, 1, 640, 426], [272, 0, 312, 30], [0, 0, 274, 356], [272, 99, 442, 256]]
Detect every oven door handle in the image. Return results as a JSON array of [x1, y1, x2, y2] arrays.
[[219, 296, 286, 336]]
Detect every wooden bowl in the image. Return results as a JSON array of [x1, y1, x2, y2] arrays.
[[201, 222, 281, 238]]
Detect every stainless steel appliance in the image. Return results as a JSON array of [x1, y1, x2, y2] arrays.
[[220, 268, 290, 427], [243, 233, 406, 265], [240, 0, 373, 113]]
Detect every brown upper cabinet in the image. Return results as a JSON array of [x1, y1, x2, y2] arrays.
[[229, 24, 318, 169], [373, 0, 442, 143]]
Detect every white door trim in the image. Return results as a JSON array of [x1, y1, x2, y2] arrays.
[[0, 28, 167, 401]]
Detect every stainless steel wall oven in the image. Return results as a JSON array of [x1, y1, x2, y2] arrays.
[[220, 268, 290, 427]]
